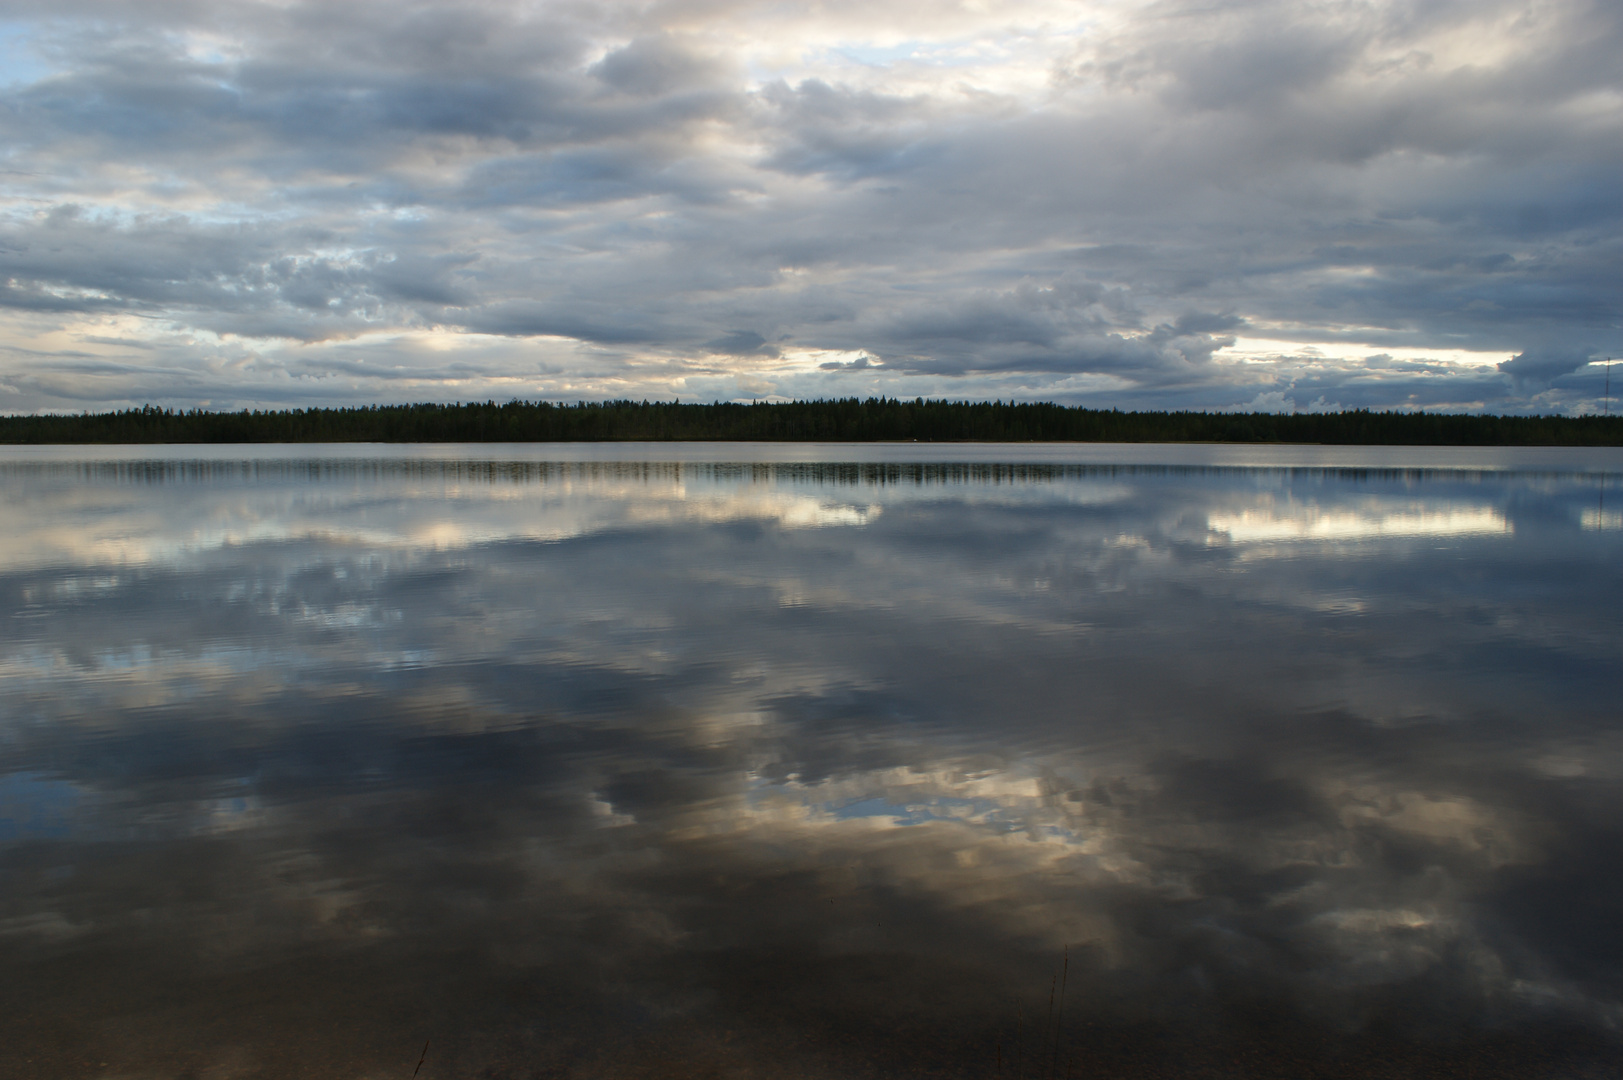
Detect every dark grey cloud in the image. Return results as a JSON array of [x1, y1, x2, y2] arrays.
[[591, 35, 731, 98], [756, 77, 945, 180], [1498, 344, 1600, 388], [704, 329, 779, 356]]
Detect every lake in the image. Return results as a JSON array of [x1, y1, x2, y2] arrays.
[[2, 442, 1621, 1079]]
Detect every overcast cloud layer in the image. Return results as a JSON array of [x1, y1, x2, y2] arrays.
[[0, 0, 1619, 413]]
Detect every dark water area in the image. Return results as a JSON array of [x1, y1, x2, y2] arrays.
[[2, 443, 1621, 1079]]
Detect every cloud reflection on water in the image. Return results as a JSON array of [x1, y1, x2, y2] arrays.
[[0, 452, 1620, 1078], [1208, 503, 1510, 543]]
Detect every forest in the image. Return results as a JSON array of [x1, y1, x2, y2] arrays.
[[2, 399, 1621, 445]]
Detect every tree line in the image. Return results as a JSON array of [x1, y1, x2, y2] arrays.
[[2, 399, 1621, 445]]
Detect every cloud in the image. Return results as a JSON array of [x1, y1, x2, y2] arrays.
[[1498, 344, 1598, 389], [591, 34, 732, 98], [0, 0, 1617, 413], [819, 353, 872, 371], [704, 328, 780, 356]]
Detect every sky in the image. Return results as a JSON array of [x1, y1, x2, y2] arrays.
[[0, 0, 1619, 415]]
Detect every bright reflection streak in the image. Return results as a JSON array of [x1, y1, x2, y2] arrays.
[[1209, 505, 1510, 542], [0, 480, 882, 570]]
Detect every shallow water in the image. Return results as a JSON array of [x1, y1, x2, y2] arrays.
[[2, 443, 1621, 1079]]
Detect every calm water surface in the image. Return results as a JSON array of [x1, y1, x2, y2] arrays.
[[2, 443, 1621, 1079]]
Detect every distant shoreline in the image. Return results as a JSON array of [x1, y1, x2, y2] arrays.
[[3, 399, 1621, 446]]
